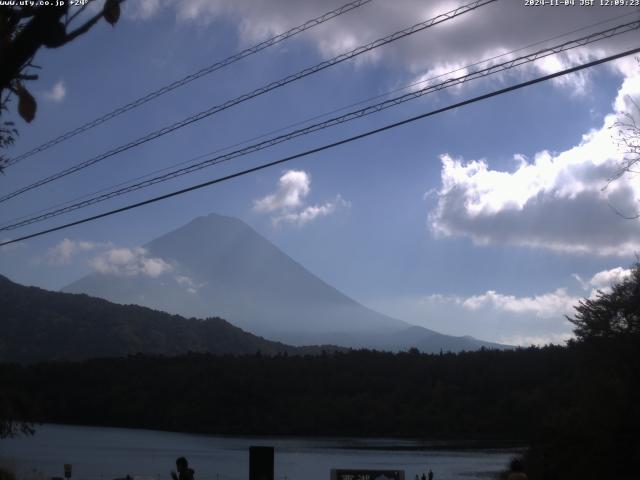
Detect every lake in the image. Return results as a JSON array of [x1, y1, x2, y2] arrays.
[[0, 425, 517, 480]]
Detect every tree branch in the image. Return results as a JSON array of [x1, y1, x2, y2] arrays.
[[65, 3, 91, 27], [64, 0, 125, 43], [63, 9, 105, 43], [607, 200, 640, 220]]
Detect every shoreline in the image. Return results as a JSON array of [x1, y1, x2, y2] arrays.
[[14, 422, 527, 452]]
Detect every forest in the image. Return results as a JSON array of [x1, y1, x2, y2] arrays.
[[0, 336, 638, 479], [2, 266, 640, 480]]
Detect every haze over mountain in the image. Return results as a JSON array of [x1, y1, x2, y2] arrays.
[[0, 274, 341, 363], [64, 213, 507, 352]]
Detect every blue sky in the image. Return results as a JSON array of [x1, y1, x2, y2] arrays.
[[1, 0, 640, 345]]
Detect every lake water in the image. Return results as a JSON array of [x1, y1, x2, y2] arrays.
[[0, 425, 517, 480]]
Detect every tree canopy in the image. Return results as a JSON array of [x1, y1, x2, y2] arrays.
[[568, 262, 640, 340], [0, 0, 124, 171]]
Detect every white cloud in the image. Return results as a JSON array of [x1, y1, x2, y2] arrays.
[[43, 81, 66, 103], [129, 0, 638, 95], [428, 69, 640, 256], [369, 291, 576, 347], [373, 287, 580, 347], [175, 275, 206, 294], [459, 266, 633, 321], [532, 49, 595, 96], [125, 0, 161, 19], [47, 238, 110, 264], [499, 332, 573, 347], [254, 170, 348, 226], [462, 288, 578, 319], [588, 266, 632, 289], [573, 266, 632, 299], [274, 195, 350, 226], [419, 293, 462, 305], [370, 265, 635, 347], [254, 170, 310, 213], [89, 247, 172, 277], [416, 288, 579, 321]]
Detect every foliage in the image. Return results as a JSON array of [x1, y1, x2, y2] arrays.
[[0, 415, 34, 439], [2, 340, 638, 479], [567, 262, 640, 340], [609, 93, 640, 188], [606, 59, 640, 217], [0, 465, 16, 480], [0, 1, 124, 171], [0, 347, 564, 439]]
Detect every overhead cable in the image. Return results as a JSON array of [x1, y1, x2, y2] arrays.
[[2, 44, 638, 247]]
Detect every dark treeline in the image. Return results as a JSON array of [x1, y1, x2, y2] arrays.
[[4, 265, 640, 479], [2, 336, 639, 479], [1, 346, 568, 439]]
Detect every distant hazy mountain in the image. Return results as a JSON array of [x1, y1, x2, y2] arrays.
[[279, 326, 509, 352], [64, 213, 509, 353], [0, 275, 338, 363]]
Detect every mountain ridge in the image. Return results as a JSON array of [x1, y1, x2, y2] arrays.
[[65, 213, 408, 336], [0, 274, 343, 363], [63, 213, 509, 352]]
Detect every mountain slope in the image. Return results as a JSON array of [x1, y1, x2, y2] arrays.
[[0, 275, 336, 363], [65, 213, 408, 339], [63, 213, 509, 352]]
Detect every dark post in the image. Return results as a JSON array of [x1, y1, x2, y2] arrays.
[[249, 446, 274, 480]]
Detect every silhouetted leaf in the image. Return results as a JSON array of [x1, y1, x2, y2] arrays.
[[17, 86, 36, 123], [103, 0, 120, 26], [42, 20, 67, 48]]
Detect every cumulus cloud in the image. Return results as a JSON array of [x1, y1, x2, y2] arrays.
[[175, 275, 206, 294], [274, 195, 350, 226], [370, 291, 576, 347], [499, 332, 574, 348], [460, 266, 633, 319], [372, 265, 633, 346], [47, 238, 110, 264], [418, 287, 579, 319], [419, 293, 462, 305], [410, 267, 631, 346], [462, 288, 578, 319], [429, 69, 640, 256], [89, 247, 172, 277], [573, 266, 632, 299], [588, 266, 632, 289], [43, 81, 66, 103], [254, 170, 310, 213], [254, 170, 348, 226]]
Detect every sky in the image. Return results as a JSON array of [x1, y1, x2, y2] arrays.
[[1, 0, 640, 346]]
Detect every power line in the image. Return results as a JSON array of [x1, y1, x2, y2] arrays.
[[3, 0, 375, 168], [17, 7, 633, 230], [1, 45, 638, 248], [3, 9, 633, 231], [0, 0, 498, 205], [2, 19, 637, 232]]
